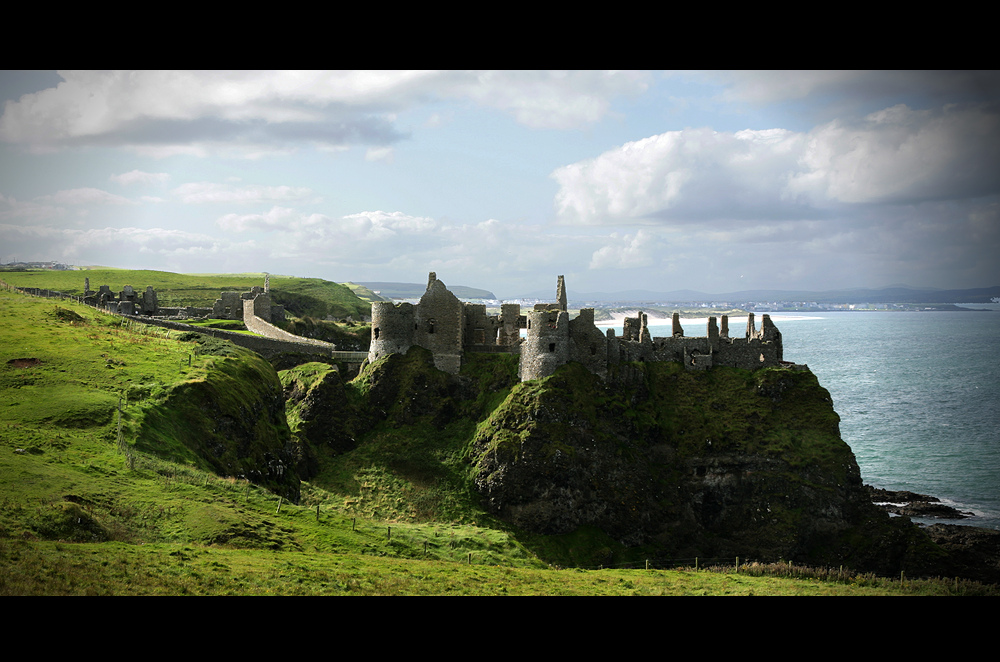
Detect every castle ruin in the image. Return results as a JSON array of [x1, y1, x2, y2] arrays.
[[211, 285, 285, 324], [85, 279, 161, 316], [368, 273, 785, 381], [368, 272, 523, 374], [83, 277, 284, 323]]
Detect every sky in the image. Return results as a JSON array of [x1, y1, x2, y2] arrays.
[[1, 70, 998, 299]]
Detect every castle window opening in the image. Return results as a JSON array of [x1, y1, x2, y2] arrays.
[[549, 343, 556, 352], [374, 328, 380, 340], [428, 319, 435, 334]]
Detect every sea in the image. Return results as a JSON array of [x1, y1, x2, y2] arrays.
[[640, 307, 1000, 531]]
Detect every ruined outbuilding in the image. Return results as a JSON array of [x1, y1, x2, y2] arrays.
[[83, 275, 284, 322], [369, 273, 785, 381], [84, 278, 161, 316], [212, 284, 285, 324]]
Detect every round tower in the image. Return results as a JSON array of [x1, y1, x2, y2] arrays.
[[368, 301, 415, 364], [519, 310, 570, 381]]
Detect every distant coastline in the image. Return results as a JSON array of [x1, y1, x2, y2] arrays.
[[593, 312, 822, 328]]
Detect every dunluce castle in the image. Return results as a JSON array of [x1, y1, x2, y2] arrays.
[[369, 273, 785, 382]]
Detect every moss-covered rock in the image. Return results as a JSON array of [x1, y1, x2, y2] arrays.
[[136, 346, 300, 502], [288, 349, 948, 576], [469, 361, 920, 571]]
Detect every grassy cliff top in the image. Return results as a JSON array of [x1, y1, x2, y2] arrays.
[[1, 269, 371, 320]]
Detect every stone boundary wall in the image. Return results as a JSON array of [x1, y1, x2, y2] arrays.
[[118, 314, 366, 361], [242, 300, 333, 349], [3, 279, 367, 363], [3, 283, 81, 302]]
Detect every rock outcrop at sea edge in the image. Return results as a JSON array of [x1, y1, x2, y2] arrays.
[[469, 360, 926, 573], [288, 348, 964, 577]]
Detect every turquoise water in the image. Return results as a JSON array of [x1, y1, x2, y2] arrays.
[[644, 311, 1000, 530]]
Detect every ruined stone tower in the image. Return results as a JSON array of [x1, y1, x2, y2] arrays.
[[368, 272, 470, 374]]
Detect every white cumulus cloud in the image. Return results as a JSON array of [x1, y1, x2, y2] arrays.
[[786, 103, 1000, 204], [552, 102, 1000, 226], [109, 169, 171, 186], [172, 182, 315, 204], [589, 230, 660, 269], [0, 70, 652, 155], [37, 187, 135, 206]]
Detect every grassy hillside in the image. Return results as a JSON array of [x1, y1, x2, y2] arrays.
[[341, 282, 390, 303], [0, 268, 371, 321], [1, 288, 994, 595], [357, 281, 496, 300]]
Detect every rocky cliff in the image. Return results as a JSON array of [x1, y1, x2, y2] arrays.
[[468, 361, 935, 571], [286, 348, 941, 573]]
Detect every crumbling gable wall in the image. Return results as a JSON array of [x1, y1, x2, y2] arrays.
[[498, 303, 523, 347], [414, 272, 465, 374], [368, 272, 523, 374], [520, 278, 786, 382], [568, 308, 608, 379], [208, 284, 282, 323], [712, 312, 783, 370], [613, 311, 781, 373], [141, 286, 158, 315], [213, 291, 243, 320]]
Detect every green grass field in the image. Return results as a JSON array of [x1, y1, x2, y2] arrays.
[[0, 268, 371, 320], [0, 285, 994, 595]]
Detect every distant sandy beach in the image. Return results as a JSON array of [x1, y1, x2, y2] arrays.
[[594, 312, 823, 328]]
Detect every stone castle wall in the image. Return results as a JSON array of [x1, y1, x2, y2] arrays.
[[368, 272, 522, 375], [370, 273, 787, 382]]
